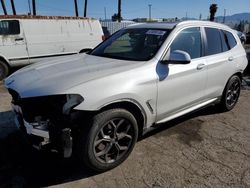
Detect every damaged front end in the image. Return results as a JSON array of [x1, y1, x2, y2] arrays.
[[9, 89, 84, 158]]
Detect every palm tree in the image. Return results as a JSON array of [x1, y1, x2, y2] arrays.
[[209, 4, 218, 21]]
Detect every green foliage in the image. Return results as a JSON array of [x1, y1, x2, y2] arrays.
[[209, 4, 218, 21]]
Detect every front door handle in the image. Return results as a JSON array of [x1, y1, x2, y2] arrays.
[[197, 63, 206, 70]]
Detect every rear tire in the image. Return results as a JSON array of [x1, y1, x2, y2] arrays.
[[74, 108, 138, 172], [0, 60, 9, 80], [219, 75, 241, 111]]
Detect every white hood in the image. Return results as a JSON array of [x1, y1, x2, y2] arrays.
[[4, 54, 141, 98]]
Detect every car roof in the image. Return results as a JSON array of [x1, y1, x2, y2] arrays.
[[127, 20, 232, 31], [127, 22, 177, 30]]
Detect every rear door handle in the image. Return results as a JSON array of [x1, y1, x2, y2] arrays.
[[228, 57, 234, 61], [15, 37, 24, 41], [197, 63, 206, 70]]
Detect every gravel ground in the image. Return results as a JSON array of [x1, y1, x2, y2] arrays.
[[0, 78, 250, 188]]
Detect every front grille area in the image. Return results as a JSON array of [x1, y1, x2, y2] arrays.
[[19, 95, 67, 123], [8, 89, 68, 125]]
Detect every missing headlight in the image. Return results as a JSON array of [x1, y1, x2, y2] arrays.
[[63, 94, 84, 115]]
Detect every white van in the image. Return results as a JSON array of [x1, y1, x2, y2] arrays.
[[0, 15, 104, 79]]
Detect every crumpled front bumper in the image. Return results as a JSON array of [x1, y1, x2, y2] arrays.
[[12, 103, 50, 139], [11, 103, 72, 158]]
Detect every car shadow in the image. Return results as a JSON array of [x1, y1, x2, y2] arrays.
[[0, 104, 224, 187], [140, 104, 221, 142], [0, 129, 98, 187]]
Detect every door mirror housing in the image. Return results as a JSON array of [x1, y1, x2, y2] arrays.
[[79, 48, 93, 54], [162, 50, 191, 65]]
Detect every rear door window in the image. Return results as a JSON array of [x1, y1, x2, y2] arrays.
[[0, 20, 20, 35], [205, 27, 222, 56]]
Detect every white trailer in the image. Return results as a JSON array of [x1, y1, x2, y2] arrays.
[[0, 15, 104, 79]]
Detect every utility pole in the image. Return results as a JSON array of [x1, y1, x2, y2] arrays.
[[84, 0, 88, 17], [0, 0, 7, 15], [118, 0, 121, 22], [32, 0, 36, 15], [28, 0, 31, 15], [74, 0, 79, 17], [104, 7, 107, 20], [148, 4, 152, 21], [10, 0, 16, 15], [199, 13, 202, 20], [223, 9, 226, 23]]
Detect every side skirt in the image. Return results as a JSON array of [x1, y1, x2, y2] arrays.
[[142, 97, 219, 135]]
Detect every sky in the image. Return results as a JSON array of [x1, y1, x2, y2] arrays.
[[0, 0, 249, 20]]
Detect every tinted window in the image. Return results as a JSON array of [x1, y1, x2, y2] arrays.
[[91, 28, 171, 61], [220, 30, 230, 52], [205, 28, 222, 56], [223, 30, 237, 49], [170, 27, 202, 59], [0, 20, 20, 35]]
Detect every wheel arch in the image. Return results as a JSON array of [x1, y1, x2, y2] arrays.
[[233, 72, 243, 81], [0, 55, 10, 68], [223, 72, 243, 91], [99, 100, 147, 137], [0, 55, 10, 79]]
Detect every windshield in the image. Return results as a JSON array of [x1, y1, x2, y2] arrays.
[[90, 28, 171, 61]]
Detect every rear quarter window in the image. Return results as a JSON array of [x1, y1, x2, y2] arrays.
[[0, 20, 20, 35], [223, 30, 237, 49]]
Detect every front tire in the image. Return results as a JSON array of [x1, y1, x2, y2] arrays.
[[75, 108, 138, 172], [220, 75, 241, 111]]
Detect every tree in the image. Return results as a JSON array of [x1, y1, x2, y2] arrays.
[[209, 4, 218, 21], [112, 13, 123, 22]]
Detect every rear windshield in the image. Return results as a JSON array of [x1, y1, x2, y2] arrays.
[[91, 28, 171, 61]]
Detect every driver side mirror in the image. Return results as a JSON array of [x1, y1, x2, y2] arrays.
[[162, 50, 191, 65]]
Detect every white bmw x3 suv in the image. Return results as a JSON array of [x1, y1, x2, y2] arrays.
[[4, 21, 248, 171]]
